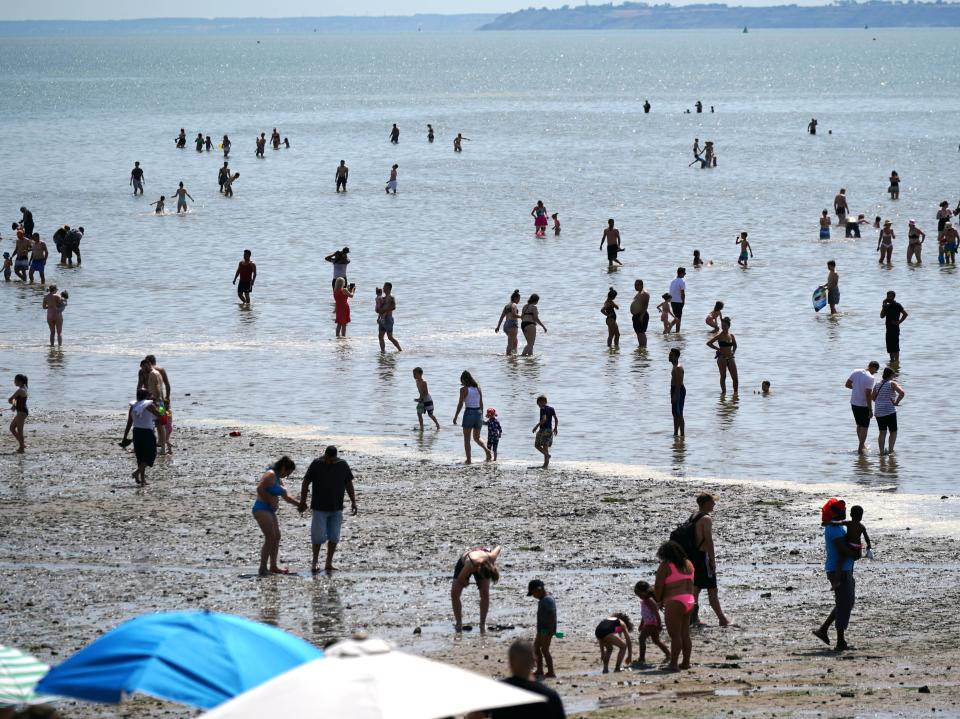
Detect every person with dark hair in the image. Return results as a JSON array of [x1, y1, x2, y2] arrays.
[[706, 317, 738, 394], [389, 123, 399, 144], [705, 300, 724, 330], [601, 287, 620, 348], [377, 282, 402, 352], [880, 291, 907, 363], [872, 367, 904, 455], [485, 640, 566, 719], [453, 370, 492, 464], [630, 279, 650, 347], [634, 580, 670, 665], [61, 226, 84, 266], [130, 161, 145, 195], [121, 388, 160, 485], [527, 579, 556, 679], [451, 545, 501, 634], [814, 498, 858, 652], [654, 540, 695, 671], [324, 247, 350, 288], [520, 294, 547, 356], [298, 446, 358, 574], [594, 613, 633, 673], [233, 250, 256, 305], [846, 361, 879, 454], [669, 348, 685, 437], [8, 374, 28, 453], [251, 456, 300, 576], [668, 267, 686, 332], [19, 206, 33, 237], [495, 290, 522, 355], [600, 219, 623, 268], [690, 493, 730, 627], [42, 285, 65, 346], [335, 160, 349, 192]]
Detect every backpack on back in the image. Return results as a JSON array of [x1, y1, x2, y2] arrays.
[[669, 512, 705, 559]]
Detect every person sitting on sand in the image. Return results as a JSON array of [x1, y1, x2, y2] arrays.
[[594, 613, 633, 673], [451, 545, 501, 634], [634, 580, 670, 665], [251, 456, 300, 576], [654, 540, 695, 671]]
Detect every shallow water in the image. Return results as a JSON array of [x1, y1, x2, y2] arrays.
[[1, 29, 959, 494]]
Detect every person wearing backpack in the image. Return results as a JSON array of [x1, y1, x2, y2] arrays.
[[674, 493, 730, 627]]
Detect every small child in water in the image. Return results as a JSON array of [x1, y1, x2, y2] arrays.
[[412, 367, 440, 431], [756, 380, 771, 395], [2, 253, 11, 281], [843, 505, 872, 559], [484, 408, 502, 460], [151, 196, 166, 214], [224, 172, 240, 197], [658, 293, 677, 333], [283, 138, 290, 148], [58, 291, 69, 313], [551, 213, 560, 236], [633, 581, 670, 665], [736, 232, 753, 267], [693, 249, 703, 267]]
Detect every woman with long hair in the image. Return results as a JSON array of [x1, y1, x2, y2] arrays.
[[452, 371, 492, 464], [706, 317, 738, 394], [333, 277, 354, 338], [654, 540, 695, 671], [520, 294, 547, 356], [495, 289, 522, 355], [251, 456, 300, 576]]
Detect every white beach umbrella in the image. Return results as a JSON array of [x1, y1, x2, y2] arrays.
[[0, 645, 52, 706], [199, 637, 546, 719]]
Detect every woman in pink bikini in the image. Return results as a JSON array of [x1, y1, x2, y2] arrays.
[[654, 540, 695, 671]]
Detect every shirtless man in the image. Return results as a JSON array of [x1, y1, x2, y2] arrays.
[[822, 260, 840, 315], [13, 231, 30, 281], [451, 545, 502, 634], [833, 189, 848, 223], [130, 161, 145, 196], [389, 123, 400, 144], [233, 249, 257, 304], [600, 219, 623, 268], [271, 128, 281, 149], [138, 355, 172, 454], [335, 161, 349, 193], [808, 118, 817, 135], [691, 493, 730, 628], [218, 162, 230, 193], [669, 348, 685, 437], [630, 279, 650, 347], [28, 234, 48, 285], [453, 133, 470, 152], [377, 282, 402, 352], [385, 164, 398, 194]]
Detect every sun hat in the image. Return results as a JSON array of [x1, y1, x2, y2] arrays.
[[485, 408, 497, 418]]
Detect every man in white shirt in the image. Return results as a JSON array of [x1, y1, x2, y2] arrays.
[[668, 267, 687, 333], [845, 361, 879, 454]]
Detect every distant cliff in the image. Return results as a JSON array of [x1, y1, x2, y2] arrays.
[[480, 1, 960, 30]]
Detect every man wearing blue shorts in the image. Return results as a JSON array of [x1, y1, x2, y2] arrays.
[[299, 445, 357, 574]]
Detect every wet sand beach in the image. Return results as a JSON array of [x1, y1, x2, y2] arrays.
[[2, 412, 959, 717]]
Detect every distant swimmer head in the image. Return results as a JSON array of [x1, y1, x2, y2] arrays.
[[761, 380, 771, 393]]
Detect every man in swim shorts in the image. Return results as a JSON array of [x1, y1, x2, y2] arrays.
[[335, 160, 348, 192], [630, 279, 650, 347], [691, 493, 730, 627], [130, 161, 145, 195], [13, 231, 30, 281], [846, 360, 879, 455], [233, 249, 256, 304], [377, 282, 402, 352], [669, 348, 685, 437], [823, 260, 839, 315], [668, 267, 686, 332], [28, 234, 48, 285], [600, 219, 623, 268]]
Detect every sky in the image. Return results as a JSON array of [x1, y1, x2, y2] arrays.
[[0, 0, 833, 21]]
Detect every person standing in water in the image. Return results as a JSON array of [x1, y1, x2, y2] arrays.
[[233, 249, 256, 305], [377, 282, 402, 352], [29, 234, 48, 285], [833, 189, 848, 224], [221, 134, 231, 158], [385, 164, 398, 194], [735, 232, 752, 267], [808, 118, 818, 135], [333, 277, 354, 338], [520, 294, 547, 356], [452, 370, 492, 464], [706, 317, 738, 394], [173, 182, 193, 214], [888, 171, 900, 200], [271, 128, 281, 150], [335, 161, 349, 193], [906, 220, 925, 263], [427, 124, 434, 142], [532, 394, 558, 469], [877, 220, 894, 265], [600, 219, 623, 268], [669, 348, 685, 438], [255, 133, 266, 158], [705, 301, 724, 330], [251, 456, 300, 576], [389, 123, 400, 144], [669, 267, 687, 332], [822, 260, 840, 315], [453, 133, 470, 152], [630, 279, 650, 348], [218, 162, 230, 193], [130, 161, 145, 196], [872, 367, 904, 455], [8, 374, 28, 453], [495, 289, 522, 355], [880, 291, 907, 363], [195, 132, 204, 152], [846, 360, 879, 455], [42, 285, 64, 346], [601, 287, 620, 348]]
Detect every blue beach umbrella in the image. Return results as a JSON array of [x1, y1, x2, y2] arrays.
[[35, 611, 322, 709]]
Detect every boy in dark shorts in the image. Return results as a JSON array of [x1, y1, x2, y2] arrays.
[[532, 395, 558, 469], [412, 367, 440, 431], [527, 579, 556, 679], [844, 505, 872, 560]]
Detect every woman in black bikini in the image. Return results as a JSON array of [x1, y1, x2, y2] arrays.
[[706, 317, 738, 394], [451, 545, 501, 634], [520, 294, 547, 357], [601, 287, 619, 348]]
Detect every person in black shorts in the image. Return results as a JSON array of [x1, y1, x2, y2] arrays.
[[690, 493, 730, 627], [880, 291, 907, 363]]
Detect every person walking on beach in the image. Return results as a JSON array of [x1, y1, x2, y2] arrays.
[[377, 282, 402, 352], [42, 285, 64, 346], [669, 348, 685, 438], [233, 249, 256, 305], [906, 220, 925, 263], [601, 287, 620, 348], [600, 219, 623, 268], [877, 220, 895, 265], [531, 201, 548, 237], [735, 232, 752, 268], [389, 123, 399, 144], [324, 247, 350, 288], [29, 234, 48, 285], [495, 289, 522, 355], [630, 279, 650, 348], [271, 128, 281, 150], [413, 367, 440, 431], [451, 545, 501, 634], [520, 294, 547, 356], [120, 388, 161, 485], [527, 579, 557, 679], [880, 291, 907, 363], [846, 360, 879, 455], [532, 394, 558, 469], [690, 493, 731, 627], [333, 277, 354, 338], [814, 498, 858, 652], [298, 445, 358, 574], [175, 128, 186, 148], [485, 640, 566, 719], [669, 267, 686, 332], [335, 161, 349, 192], [888, 171, 900, 200], [654, 540, 695, 671], [706, 317, 738, 394], [385, 164, 398, 194], [130, 161, 145, 196], [872, 367, 904, 456], [940, 221, 959, 265], [251, 456, 300, 576], [822, 260, 840, 315], [218, 162, 229, 193], [834, 189, 848, 224], [819, 210, 831, 240], [8, 374, 28, 453], [452, 370, 492, 464], [173, 182, 193, 214]]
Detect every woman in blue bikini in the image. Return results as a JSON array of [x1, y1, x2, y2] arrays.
[[252, 456, 300, 576], [495, 289, 522, 355]]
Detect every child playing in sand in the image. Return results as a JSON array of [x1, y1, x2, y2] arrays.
[[736, 232, 753, 267], [151, 196, 166, 214], [484, 408, 502, 460], [844, 505, 872, 559], [633, 581, 670, 665], [527, 579, 556, 679], [551, 213, 560, 236], [594, 613, 633, 673], [413, 367, 440, 431], [658, 293, 677, 333]]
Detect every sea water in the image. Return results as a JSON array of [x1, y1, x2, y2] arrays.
[[0, 29, 958, 495]]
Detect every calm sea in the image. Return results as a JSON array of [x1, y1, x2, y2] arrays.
[[1, 29, 958, 496]]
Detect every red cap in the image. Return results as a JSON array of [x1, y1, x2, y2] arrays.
[[486, 408, 497, 418], [821, 498, 846, 524]]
